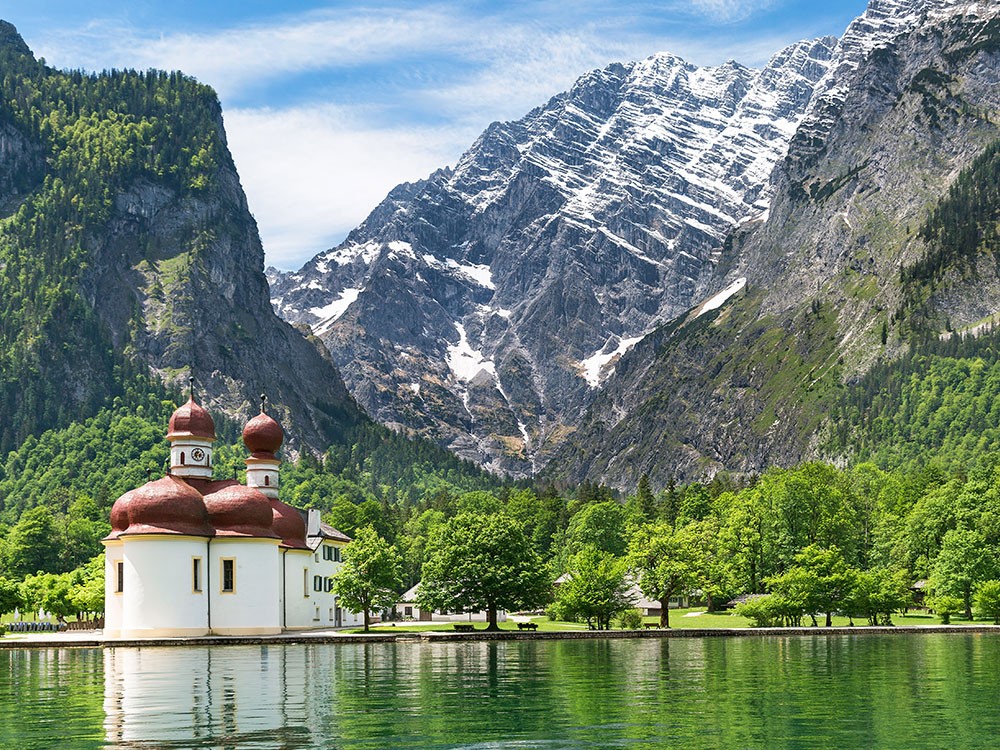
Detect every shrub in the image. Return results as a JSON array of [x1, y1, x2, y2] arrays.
[[928, 595, 964, 624], [615, 608, 644, 630], [735, 595, 779, 627], [974, 580, 1000, 624]]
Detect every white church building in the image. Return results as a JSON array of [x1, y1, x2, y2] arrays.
[[102, 392, 363, 638]]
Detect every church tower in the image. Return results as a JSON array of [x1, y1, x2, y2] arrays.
[[166, 380, 215, 479], [243, 394, 283, 498]]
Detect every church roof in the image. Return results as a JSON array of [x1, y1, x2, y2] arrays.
[[243, 409, 283, 457], [167, 396, 216, 441], [107, 394, 313, 543]]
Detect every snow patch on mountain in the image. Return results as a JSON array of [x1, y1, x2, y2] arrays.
[[580, 334, 649, 388], [447, 323, 497, 383], [311, 287, 361, 336], [422, 254, 495, 289], [696, 277, 747, 318]]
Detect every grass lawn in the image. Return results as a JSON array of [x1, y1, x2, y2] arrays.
[[362, 618, 590, 634], [353, 607, 1000, 634]]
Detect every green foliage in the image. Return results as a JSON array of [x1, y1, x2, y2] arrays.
[[565, 501, 628, 558], [769, 545, 854, 627], [627, 520, 702, 627], [615, 608, 644, 630], [0, 576, 21, 615], [843, 569, 911, 626], [828, 330, 1000, 472], [735, 595, 780, 627], [554, 546, 633, 630], [418, 512, 551, 630], [333, 526, 402, 632], [3, 506, 56, 578], [928, 595, 964, 624], [19, 570, 74, 620], [974, 579, 1000, 624], [931, 527, 996, 619], [67, 553, 105, 614]]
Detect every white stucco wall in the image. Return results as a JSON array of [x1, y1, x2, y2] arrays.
[[118, 536, 210, 637], [209, 538, 281, 635], [103, 542, 124, 638], [282, 548, 321, 629]]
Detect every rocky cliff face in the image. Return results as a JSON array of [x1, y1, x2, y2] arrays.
[[550, 0, 1000, 490], [0, 23, 363, 451], [83, 166, 363, 448], [270, 37, 837, 475]]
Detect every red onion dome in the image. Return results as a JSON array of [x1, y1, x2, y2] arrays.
[[271, 500, 309, 549], [108, 476, 214, 537], [243, 411, 283, 457], [168, 397, 216, 441], [202, 482, 279, 538]]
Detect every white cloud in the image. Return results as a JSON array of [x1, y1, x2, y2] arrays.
[[688, 0, 779, 23], [224, 105, 468, 270], [33, 8, 472, 100]]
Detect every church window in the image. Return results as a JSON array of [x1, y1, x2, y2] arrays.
[[221, 558, 235, 593], [115, 561, 124, 593], [180, 451, 186, 465], [264, 475, 270, 486], [192, 558, 202, 592]]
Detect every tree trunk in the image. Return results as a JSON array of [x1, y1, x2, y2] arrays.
[[486, 603, 499, 631], [964, 585, 973, 620], [825, 611, 832, 627], [363, 608, 370, 633], [659, 597, 670, 628]]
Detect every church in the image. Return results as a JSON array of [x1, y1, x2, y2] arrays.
[[102, 391, 362, 638]]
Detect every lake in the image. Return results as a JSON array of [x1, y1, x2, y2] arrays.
[[1, 634, 998, 748]]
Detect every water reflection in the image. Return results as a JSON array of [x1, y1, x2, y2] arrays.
[[0, 634, 992, 749]]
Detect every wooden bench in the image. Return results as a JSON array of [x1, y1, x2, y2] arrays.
[[643, 622, 661, 629], [517, 621, 538, 631], [453, 623, 475, 632]]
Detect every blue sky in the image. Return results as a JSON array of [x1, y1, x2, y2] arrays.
[[10, 0, 867, 269]]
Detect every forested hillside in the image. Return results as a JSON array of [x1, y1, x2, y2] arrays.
[[0, 22, 225, 452], [0, 20, 364, 459]]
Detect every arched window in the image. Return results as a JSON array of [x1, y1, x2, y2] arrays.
[[180, 451, 186, 465], [264, 476, 270, 486]]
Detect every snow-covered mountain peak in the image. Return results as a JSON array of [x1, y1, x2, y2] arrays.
[[269, 34, 839, 475]]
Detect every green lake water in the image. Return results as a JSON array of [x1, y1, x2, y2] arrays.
[[1, 634, 998, 749]]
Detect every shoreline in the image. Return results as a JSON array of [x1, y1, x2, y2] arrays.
[[3, 624, 1000, 649]]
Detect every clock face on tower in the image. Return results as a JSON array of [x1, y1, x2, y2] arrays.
[[190, 448, 206, 462]]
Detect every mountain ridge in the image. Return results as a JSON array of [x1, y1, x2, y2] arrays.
[[270, 35, 839, 475]]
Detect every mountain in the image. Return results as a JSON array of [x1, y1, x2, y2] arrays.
[[0, 21, 363, 454], [548, 0, 1000, 489], [270, 36, 838, 475]]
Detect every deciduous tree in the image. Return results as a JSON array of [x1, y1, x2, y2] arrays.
[[554, 546, 633, 630], [333, 526, 403, 632], [418, 512, 550, 631], [627, 521, 701, 628]]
